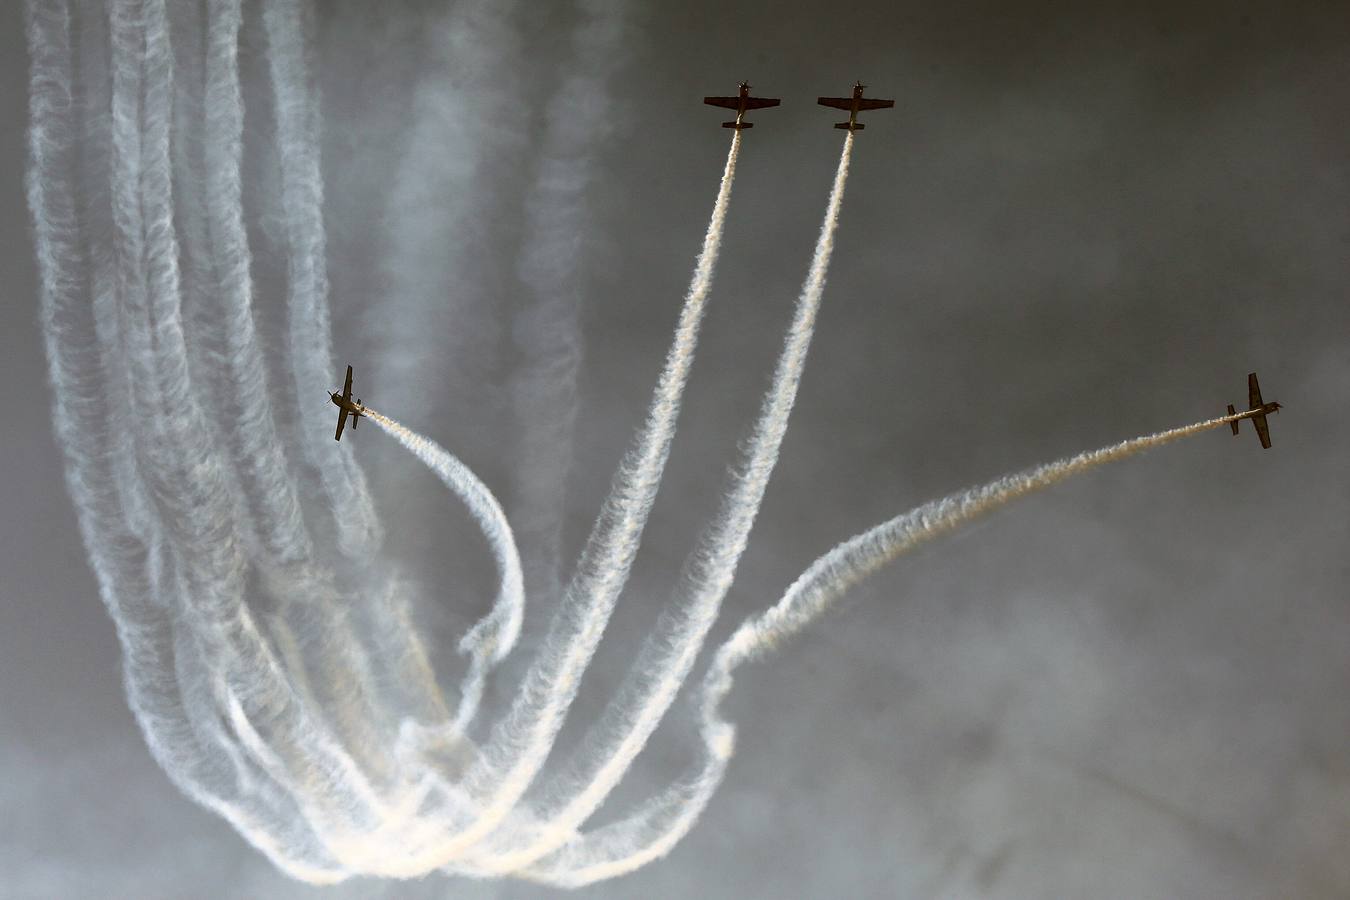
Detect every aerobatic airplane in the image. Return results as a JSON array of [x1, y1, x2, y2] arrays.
[[703, 81, 781, 129], [817, 81, 894, 131], [329, 364, 366, 441], [1227, 372, 1281, 449]]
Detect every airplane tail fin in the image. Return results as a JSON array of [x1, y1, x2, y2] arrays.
[[1227, 404, 1239, 434], [723, 120, 752, 129], [835, 122, 863, 130]]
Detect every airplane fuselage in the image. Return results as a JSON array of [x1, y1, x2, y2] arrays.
[[843, 85, 866, 129], [1227, 372, 1280, 449], [731, 83, 753, 127], [1229, 402, 1281, 421], [330, 392, 364, 416]]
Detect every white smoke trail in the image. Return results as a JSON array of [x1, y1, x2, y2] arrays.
[[72, 0, 159, 549], [508, 0, 629, 604], [261, 0, 381, 557], [521, 414, 1240, 886], [352, 0, 532, 743], [405, 132, 746, 868], [363, 406, 525, 732], [118, 0, 402, 861], [472, 133, 858, 875], [33, 0, 350, 883], [36, 0, 499, 883], [26, 0, 200, 798], [194, 0, 312, 564], [368, 0, 524, 428], [167, 0, 211, 403], [194, 0, 413, 800]]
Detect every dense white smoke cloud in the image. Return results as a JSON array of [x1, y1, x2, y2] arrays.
[[26, 0, 1236, 887]]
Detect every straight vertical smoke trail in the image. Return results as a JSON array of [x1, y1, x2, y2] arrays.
[[509, 0, 628, 605], [369, 0, 523, 430], [513, 415, 1238, 888], [195, 0, 311, 565], [469, 134, 858, 877], [261, 0, 381, 558], [78, 0, 157, 548]]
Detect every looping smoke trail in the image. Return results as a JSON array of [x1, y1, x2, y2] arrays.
[[468, 133, 858, 877], [362, 406, 525, 732], [518, 414, 1237, 887]]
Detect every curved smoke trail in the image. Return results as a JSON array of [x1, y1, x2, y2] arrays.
[[384, 130, 748, 873], [469, 133, 857, 876], [362, 407, 524, 733], [520, 414, 1239, 886]]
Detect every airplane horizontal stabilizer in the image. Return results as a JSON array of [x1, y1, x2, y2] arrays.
[[835, 122, 864, 130], [1227, 404, 1239, 434], [723, 121, 752, 129]]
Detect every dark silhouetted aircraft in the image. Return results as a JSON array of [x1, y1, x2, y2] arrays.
[[1226, 372, 1281, 449], [330, 364, 365, 441], [703, 81, 781, 129], [817, 81, 894, 131]]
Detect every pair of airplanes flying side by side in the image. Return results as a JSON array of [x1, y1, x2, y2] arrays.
[[329, 366, 1280, 449], [703, 81, 894, 131]]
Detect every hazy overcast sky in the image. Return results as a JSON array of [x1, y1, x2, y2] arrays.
[[4, 0, 1349, 897]]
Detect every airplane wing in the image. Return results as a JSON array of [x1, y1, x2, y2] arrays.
[[1247, 372, 1263, 410], [741, 97, 780, 109], [335, 407, 349, 442], [703, 97, 742, 109], [1253, 413, 1272, 449], [816, 97, 855, 110], [343, 364, 354, 401], [855, 98, 895, 110]]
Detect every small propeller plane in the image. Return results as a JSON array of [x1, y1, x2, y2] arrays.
[[703, 81, 781, 129], [329, 364, 366, 441], [817, 81, 894, 131], [1226, 372, 1281, 449]]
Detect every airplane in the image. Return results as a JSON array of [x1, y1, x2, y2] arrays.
[[817, 81, 894, 131], [1226, 372, 1281, 449], [703, 81, 781, 129], [329, 364, 366, 441]]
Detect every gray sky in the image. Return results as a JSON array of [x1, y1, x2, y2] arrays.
[[4, 0, 1349, 897]]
